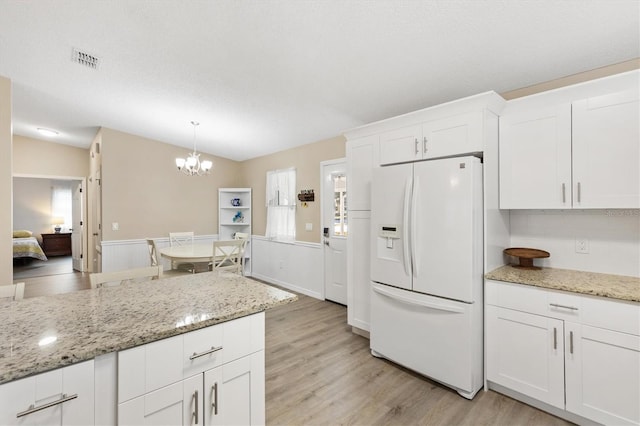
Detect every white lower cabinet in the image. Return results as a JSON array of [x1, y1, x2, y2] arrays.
[[486, 280, 640, 425], [118, 312, 265, 426], [486, 305, 565, 408], [205, 352, 265, 426], [0, 360, 94, 426], [565, 323, 640, 425]]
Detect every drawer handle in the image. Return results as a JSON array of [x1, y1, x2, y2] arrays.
[[549, 303, 578, 311], [414, 138, 419, 155], [189, 346, 223, 360], [16, 393, 78, 418]]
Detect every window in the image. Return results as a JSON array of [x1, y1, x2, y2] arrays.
[[333, 174, 347, 236], [265, 168, 296, 241], [51, 182, 72, 230]]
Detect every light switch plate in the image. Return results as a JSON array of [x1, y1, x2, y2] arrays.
[[112, 222, 119, 231], [305, 223, 312, 231]]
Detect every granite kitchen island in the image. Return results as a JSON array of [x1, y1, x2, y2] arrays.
[[0, 271, 297, 425]]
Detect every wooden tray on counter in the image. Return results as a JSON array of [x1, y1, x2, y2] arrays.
[[504, 247, 550, 270]]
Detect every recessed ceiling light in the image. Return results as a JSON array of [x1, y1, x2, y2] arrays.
[[37, 128, 59, 137]]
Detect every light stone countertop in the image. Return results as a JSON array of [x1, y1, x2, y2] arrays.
[[0, 272, 297, 385], [486, 265, 640, 303]]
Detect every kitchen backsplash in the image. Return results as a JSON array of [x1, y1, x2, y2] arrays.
[[508, 209, 640, 277]]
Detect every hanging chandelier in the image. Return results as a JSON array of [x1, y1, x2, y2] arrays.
[[175, 121, 213, 176]]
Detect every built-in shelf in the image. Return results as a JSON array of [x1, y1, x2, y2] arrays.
[[218, 188, 252, 275]]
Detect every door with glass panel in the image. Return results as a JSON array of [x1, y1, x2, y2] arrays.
[[321, 159, 347, 305]]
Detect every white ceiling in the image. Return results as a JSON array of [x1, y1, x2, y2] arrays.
[[0, 1, 638, 161]]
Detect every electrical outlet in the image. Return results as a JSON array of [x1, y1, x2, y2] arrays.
[[575, 238, 589, 254], [279, 261, 284, 269]]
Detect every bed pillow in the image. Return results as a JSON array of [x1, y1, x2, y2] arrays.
[[13, 230, 33, 238]]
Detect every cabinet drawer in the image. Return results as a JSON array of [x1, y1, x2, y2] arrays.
[[183, 322, 224, 378], [581, 295, 640, 336], [486, 280, 581, 322], [0, 360, 94, 426], [118, 313, 265, 403], [118, 333, 183, 403], [486, 280, 547, 313]]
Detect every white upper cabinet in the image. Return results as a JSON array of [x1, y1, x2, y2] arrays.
[[379, 112, 485, 165], [572, 89, 640, 208], [346, 134, 380, 211], [422, 111, 484, 159], [500, 70, 640, 209], [499, 104, 572, 209], [379, 125, 422, 165]]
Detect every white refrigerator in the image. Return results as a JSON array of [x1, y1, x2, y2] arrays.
[[370, 155, 484, 399]]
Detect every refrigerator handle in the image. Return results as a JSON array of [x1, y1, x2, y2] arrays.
[[372, 283, 465, 313], [411, 175, 419, 278], [402, 177, 412, 277]]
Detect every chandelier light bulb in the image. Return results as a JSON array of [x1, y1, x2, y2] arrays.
[[174, 121, 213, 176]]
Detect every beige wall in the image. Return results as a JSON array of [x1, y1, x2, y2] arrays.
[[1, 76, 11, 285], [239, 135, 346, 243], [13, 135, 89, 177], [100, 128, 242, 240]]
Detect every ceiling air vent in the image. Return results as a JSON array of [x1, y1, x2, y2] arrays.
[[71, 48, 100, 70]]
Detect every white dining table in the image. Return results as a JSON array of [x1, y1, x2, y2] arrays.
[[159, 244, 217, 265]]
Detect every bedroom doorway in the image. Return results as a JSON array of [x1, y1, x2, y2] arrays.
[[12, 174, 88, 281]]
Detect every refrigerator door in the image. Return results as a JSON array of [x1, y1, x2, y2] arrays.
[[412, 156, 483, 303], [371, 163, 412, 290], [370, 282, 482, 398]]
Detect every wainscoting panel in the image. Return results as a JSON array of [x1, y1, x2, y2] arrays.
[[101, 235, 217, 273], [251, 236, 323, 300]]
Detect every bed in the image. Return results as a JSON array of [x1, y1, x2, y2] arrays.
[[12, 231, 48, 261]]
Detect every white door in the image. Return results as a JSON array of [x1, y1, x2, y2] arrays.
[[499, 104, 572, 209], [321, 160, 348, 305], [486, 305, 565, 409], [205, 354, 262, 426], [118, 381, 186, 426], [572, 89, 640, 208], [92, 169, 102, 273], [71, 181, 84, 272], [565, 323, 640, 425], [412, 156, 482, 303]]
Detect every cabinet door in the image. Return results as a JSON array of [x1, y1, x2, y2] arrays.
[[205, 352, 265, 426], [379, 125, 422, 165], [0, 361, 94, 426], [346, 210, 371, 331], [565, 323, 640, 426], [499, 104, 572, 209], [422, 111, 484, 159], [486, 305, 565, 409], [346, 135, 379, 211], [572, 89, 640, 208], [119, 381, 189, 426]]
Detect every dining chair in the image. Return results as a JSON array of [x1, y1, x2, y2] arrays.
[[233, 233, 250, 276], [0, 282, 25, 301], [211, 240, 244, 275], [168, 231, 196, 273], [89, 265, 163, 289], [146, 238, 192, 276]]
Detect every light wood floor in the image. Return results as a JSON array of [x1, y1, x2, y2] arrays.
[[265, 293, 572, 426], [13, 256, 90, 298]]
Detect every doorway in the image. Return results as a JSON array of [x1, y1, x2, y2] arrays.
[[12, 175, 87, 279], [321, 159, 347, 305]]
